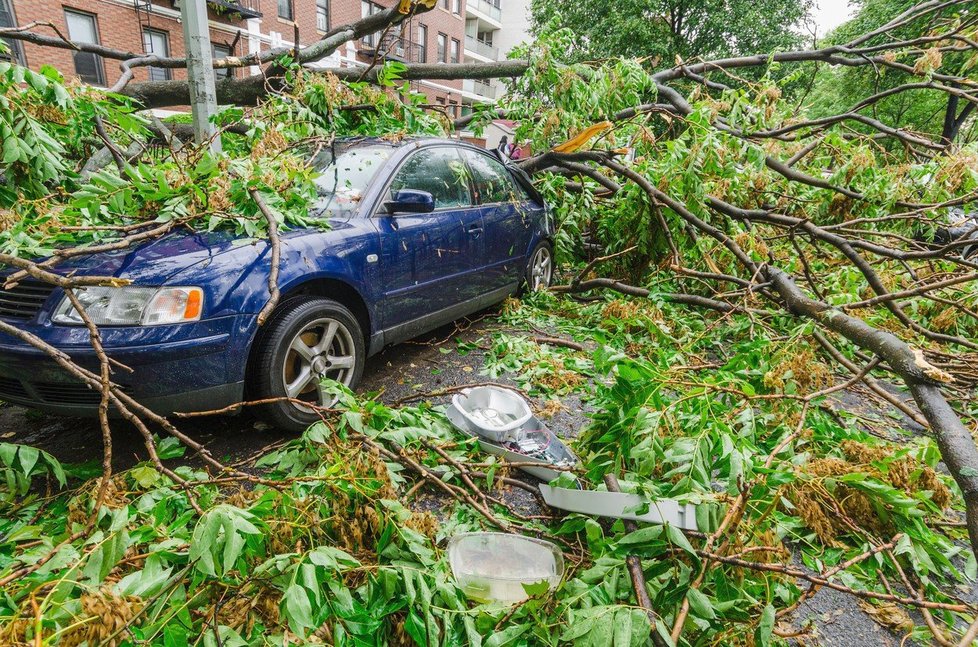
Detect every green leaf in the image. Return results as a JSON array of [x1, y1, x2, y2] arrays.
[[685, 588, 716, 620], [18, 445, 39, 475], [755, 604, 775, 647], [130, 465, 161, 488], [283, 584, 314, 636], [612, 608, 633, 646], [618, 525, 663, 546], [665, 524, 696, 556], [485, 624, 529, 647], [521, 579, 552, 597]]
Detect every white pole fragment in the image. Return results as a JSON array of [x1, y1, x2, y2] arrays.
[[180, 0, 222, 153]]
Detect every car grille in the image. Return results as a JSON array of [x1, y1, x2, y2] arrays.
[[0, 280, 57, 320], [0, 376, 30, 401], [33, 381, 103, 406], [0, 376, 115, 407]]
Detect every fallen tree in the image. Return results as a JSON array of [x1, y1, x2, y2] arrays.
[[1, 0, 978, 644]]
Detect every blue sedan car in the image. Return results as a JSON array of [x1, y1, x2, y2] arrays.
[[0, 138, 553, 431]]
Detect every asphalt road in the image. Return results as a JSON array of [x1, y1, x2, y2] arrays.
[[0, 310, 951, 645]]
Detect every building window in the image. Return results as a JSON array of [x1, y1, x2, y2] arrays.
[[416, 24, 427, 63], [0, 0, 24, 65], [212, 43, 233, 80], [437, 33, 446, 63], [448, 100, 458, 118], [441, 0, 449, 9], [142, 29, 171, 81], [452, 0, 461, 14], [361, 1, 382, 46], [316, 0, 329, 32], [278, 0, 292, 20], [64, 10, 104, 86], [450, 38, 459, 64]]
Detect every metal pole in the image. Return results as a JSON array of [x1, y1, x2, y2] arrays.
[[180, 0, 221, 153]]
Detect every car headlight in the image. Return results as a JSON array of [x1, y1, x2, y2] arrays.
[[52, 286, 204, 326]]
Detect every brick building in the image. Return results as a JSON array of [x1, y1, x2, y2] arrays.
[[0, 0, 507, 111]]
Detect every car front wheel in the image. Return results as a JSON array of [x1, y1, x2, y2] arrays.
[[250, 297, 365, 432]]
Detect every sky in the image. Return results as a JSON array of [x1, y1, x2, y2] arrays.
[[810, 0, 856, 35]]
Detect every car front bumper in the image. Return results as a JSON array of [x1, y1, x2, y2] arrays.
[[0, 315, 255, 416]]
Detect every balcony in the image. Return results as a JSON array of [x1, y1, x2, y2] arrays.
[[204, 0, 262, 19], [464, 35, 498, 60], [360, 33, 425, 64], [467, 0, 502, 24], [463, 78, 496, 100]]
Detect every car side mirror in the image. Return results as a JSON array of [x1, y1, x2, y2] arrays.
[[384, 189, 435, 214]]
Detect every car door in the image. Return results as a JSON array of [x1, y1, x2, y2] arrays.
[[375, 146, 487, 332], [461, 149, 531, 291]]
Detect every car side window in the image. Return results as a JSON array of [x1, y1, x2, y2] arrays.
[[463, 150, 520, 205], [388, 147, 472, 210]]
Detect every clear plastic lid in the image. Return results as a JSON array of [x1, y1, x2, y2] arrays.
[[448, 532, 564, 604]]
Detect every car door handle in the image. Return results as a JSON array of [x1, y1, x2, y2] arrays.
[[467, 224, 483, 234]]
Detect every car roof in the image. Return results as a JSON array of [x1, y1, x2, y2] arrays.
[[336, 135, 487, 153]]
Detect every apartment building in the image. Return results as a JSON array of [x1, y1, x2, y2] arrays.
[[459, 0, 499, 107], [0, 0, 509, 112]]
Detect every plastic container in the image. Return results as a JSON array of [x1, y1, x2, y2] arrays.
[[451, 386, 533, 442], [448, 532, 564, 604]]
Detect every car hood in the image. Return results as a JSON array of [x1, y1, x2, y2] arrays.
[[39, 219, 357, 284], [43, 229, 246, 283]]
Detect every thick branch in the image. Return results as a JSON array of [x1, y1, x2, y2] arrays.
[[121, 60, 530, 108], [767, 268, 978, 557]]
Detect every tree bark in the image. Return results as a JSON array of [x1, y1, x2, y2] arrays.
[[121, 60, 530, 109]]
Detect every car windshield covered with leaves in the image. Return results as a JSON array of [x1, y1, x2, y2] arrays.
[[308, 142, 395, 218]]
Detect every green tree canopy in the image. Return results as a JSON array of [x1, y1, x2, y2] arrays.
[[529, 0, 814, 64], [806, 0, 978, 143]]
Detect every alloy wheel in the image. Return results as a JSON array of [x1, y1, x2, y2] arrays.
[[281, 317, 357, 410], [530, 245, 553, 291]]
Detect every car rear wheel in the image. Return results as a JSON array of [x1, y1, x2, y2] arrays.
[[250, 297, 364, 432], [524, 241, 554, 293]]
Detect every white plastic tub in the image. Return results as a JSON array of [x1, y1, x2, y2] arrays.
[[451, 386, 533, 442], [448, 532, 564, 604]]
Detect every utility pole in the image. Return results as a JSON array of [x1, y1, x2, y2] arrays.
[[180, 0, 222, 153]]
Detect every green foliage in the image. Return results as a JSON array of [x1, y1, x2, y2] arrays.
[[482, 330, 591, 395], [529, 0, 812, 64], [0, 442, 66, 499], [807, 0, 978, 143], [1, 16, 977, 646], [492, 294, 970, 644], [0, 60, 448, 258], [0, 290, 972, 645]]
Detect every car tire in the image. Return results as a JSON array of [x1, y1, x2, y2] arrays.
[[249, 297, 365, 432], [522, 241, 554, 294]]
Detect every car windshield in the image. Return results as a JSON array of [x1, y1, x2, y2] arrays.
[[309, 144, 395, 218]]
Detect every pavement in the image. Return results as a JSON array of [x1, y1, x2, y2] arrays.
[[0, 309, 954, 645]]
